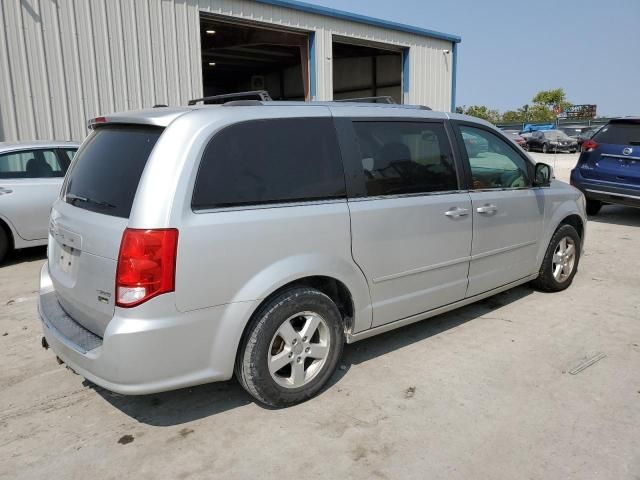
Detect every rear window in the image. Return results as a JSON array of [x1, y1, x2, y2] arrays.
[[64, 125, 162, 218], [593, 122, 640, 145], [0, 149, 67, 179], [192, 118, 346, 209]]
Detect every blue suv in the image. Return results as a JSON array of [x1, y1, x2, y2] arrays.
[[570, 118, 640, 215]]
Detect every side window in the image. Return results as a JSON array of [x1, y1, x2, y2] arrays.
[[192, 118, 346, 209], [0, 149, 65, 179], [62, 149, 77, 164], [460, 125, 531, 189], [352, 121, 458, 197]]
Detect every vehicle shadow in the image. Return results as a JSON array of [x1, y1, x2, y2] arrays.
[[338, 285, 533, 369], [2, 246, 47, 267], [588, 205, 640, 227], [92, 285, 533, 426]]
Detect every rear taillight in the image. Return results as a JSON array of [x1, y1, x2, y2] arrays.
[[581, 139, 598, 152], [116, 228, 178, 308]]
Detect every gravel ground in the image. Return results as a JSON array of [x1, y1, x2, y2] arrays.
[[1, 152, 639, 479]]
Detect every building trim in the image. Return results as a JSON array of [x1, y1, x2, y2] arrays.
[[253, 0, 462, 44], [402, 47, 410, 100], [309, 31, 317, 100], [451, 42, 458, 112]]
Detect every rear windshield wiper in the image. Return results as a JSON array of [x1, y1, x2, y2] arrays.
[[66, 193, 116, 209]]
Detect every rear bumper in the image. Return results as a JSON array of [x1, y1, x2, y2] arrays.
[[38, 263, 257, 395], [570, 168, 640, 208]]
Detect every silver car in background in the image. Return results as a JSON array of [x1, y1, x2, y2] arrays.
[[0, 141, 79, 262], [38, 101, 586, 407]]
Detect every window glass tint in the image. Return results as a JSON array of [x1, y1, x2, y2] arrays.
[[352, 121, 458, 196], [62, 149, 77, 162], [192, 118, 346, 209], [460, 125, 530, 189], [0, 149, 64, 178], [593, 122, 640, 145], [64, 126, 162, 218]]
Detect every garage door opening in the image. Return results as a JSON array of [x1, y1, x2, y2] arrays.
[[332, 40, 403, 103], [200, 15, 310, 101]]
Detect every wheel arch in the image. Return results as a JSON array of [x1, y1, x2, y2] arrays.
[[0, 216, 15, 252], [537, 205, 586, 272], [559, 214, 584, 240], [230, 274, 365, 381]]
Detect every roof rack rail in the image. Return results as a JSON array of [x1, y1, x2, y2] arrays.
[[335, 96, 396, 104], [188, 90, 272, 106]]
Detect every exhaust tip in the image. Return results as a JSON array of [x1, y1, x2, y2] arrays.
[[41, 336, 49, 350]]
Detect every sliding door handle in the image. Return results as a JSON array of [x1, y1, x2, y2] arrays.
[[476, 204, 498, 214], [444, 207, 469, 218]]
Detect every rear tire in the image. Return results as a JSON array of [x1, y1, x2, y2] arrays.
[[235, 287, 344, 407], [0, 227, 9, 264], [532, 224, 581, 292], [586, 199, 602, 216]]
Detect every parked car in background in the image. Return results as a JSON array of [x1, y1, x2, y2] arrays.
[[502, 129, 528, 149], [39, 100, 586, 407], [519, 124, 555, 142], [462, 130, 490, 156], [527, 130, 578, 153], [570, 117, 640, 215], [0, 141, 79, 262], [575, 126, 602, 148]]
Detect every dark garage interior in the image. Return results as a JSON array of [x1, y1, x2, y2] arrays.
[[332, 40, 403, 103], [200, 15, 310, 101]]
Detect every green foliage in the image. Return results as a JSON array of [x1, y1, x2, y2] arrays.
[[501, 110, 523, 123], [528, 104, 556, 122], [455, 88, 573, 125], [458, 105, 501, 124]]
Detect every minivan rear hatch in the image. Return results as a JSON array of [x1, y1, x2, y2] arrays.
[[49, 125, 163, 337], [581, 119, 640, 186]]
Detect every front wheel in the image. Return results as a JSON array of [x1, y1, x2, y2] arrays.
[[532, 224, 581, 292], [542, 143, 549, 154], [235, 287, 344, 407]]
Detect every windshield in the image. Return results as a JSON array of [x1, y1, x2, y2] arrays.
[[64, 125, 163, 218]]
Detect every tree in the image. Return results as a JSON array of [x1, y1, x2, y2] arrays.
[[461, 105, 501, 124], [501, 110, 523, 123], [532, 88, 572, 115], [528, 104, 556, 122]]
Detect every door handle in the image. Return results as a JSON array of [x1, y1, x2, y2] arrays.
[[444, 207, 469, 218], [476, 204, 497, 214]]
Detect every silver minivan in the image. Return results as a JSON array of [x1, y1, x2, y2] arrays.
[[39, 100, 586, 406]]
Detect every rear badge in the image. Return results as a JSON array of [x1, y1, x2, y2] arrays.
[[623, 147, 633, 155], [97, 290, 111, 304]]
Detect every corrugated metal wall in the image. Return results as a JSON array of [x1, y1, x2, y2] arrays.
[[0, 0, 203, 142], [0, 0, 453, 142]]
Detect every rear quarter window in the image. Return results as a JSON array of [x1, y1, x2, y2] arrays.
[[593, 122, 640, 145], [64, 126, 163, 218], [192, 118, 346, 209]]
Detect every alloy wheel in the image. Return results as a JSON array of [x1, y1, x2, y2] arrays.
[[268, 311, 331, 388], [552, 236, 576, 282]]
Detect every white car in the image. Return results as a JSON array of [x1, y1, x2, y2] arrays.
[[0, 141, 79, 262]]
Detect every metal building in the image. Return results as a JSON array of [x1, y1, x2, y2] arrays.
[[0, 0, 461, 142]]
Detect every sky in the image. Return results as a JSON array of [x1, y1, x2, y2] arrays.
[[307, 0, 640, 117]]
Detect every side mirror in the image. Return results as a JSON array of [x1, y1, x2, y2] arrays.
[[534, 162, 552, 186]]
